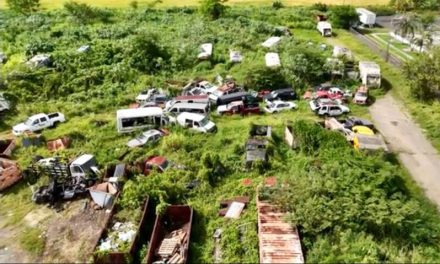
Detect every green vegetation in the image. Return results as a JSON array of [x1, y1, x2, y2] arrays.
[[18, 227, 45, 255], [5, 0, 39, 14], [1, 4, 440, 262]]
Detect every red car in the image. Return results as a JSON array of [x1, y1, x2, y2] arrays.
[[216, 101, 261, 116], [143, 156, 169, 175], [315, 87, 344, 100]]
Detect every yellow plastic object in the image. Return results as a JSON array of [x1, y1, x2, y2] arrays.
[[352, 125, 374, 136]]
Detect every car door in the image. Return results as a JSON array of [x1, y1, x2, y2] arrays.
[[40, 117, 48, 127], [330, 106, 342, 116], [319, 106, 327, 115]]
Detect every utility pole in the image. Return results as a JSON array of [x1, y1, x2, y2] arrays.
[[385, 38, 390, 62]]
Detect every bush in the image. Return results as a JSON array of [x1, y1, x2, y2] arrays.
[[272, 1, 284, 9], [6, 0, 39, 14], [328, 5, 358, 29], [311, 2, 328, 12], [199, 0, 228, 20]]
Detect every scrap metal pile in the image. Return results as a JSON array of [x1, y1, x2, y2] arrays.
[[156, 229, 188, 264]]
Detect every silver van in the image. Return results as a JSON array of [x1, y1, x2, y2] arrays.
[[166, 102, 210, 115]]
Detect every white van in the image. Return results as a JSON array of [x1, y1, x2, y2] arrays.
[[116, 107, 168, 133], [176, 112, 216, 133], [166, 102, 210, 115]]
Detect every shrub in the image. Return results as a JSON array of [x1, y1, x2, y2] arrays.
[[328, 5, 358, 29], [272, 1, 284, 9], [199, 0, 228, 20], [6, 0, 39, 14]]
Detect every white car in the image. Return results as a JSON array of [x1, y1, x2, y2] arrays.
[[176, 112, 216, 133], [12, 112, 65, 136], [126, 129, 165, 148], [309, 98, 341, 112], [264, 101, 297, 113], [316, 104, 350, 117]]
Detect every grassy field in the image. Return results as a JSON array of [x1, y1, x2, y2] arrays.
[[0, 0, 389, 9]]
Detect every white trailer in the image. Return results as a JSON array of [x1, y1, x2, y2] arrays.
[[265, 53, 281, 68], [359, 61, 381, 88], [317, 21, 332, 37], [356, 8, 376, 27]]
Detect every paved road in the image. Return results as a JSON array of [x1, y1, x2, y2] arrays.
[[370, 94, 440, 208]]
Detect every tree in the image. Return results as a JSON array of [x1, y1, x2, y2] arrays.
[[6, 0, 39, 14], [390, 0, 414, 12], [328, 5, 358, 29], [199, 0, 228, 20], [392, 13, 422, 39], [402, 48, 440, 101]]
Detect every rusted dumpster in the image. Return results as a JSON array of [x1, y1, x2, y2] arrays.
[[0, 139, 15, 158], [0, 158, 22, 192], [257, 186, 304, 264], [94, 198, 151, 264], [144, 205, 193, 264]]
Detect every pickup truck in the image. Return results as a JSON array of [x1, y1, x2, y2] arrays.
[[217, 101, 260, 116], [12, 112, 65, 136]]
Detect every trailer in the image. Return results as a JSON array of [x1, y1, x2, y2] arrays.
[[94, 198, 152, 264], [317, 21, 332, 37], [359, 61, 381, 88], [144, 205, 193, 264], [356, 8, 376, 27]]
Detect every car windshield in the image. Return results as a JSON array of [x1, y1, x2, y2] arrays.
[[199, 117, 209, 127], [138, 134, 148, 140], [24, 118, 35, 126], [267, 102, 275, 108], [357, 92, 368, 97], [160, 160, 169, 170]]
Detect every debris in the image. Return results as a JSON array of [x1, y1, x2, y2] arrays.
[[77, 45, 90, 53], [98, 222, 137, 251], [0, 52, 7, 64], [0, 158, 22, 192], [26, 54, 51, 67], [197, 43, 213, 60], [225, 202, 245, 219], [89, 182, 118, 208], [241, 178, 252, 186], [213, 229, 222, 264], [0, 139, 15, 158], [22, 134, 45, 148], [145, 205, 193, 264], [265, 53, 281, 68], [47, 136, 71, 151], [262, 37, 281, 48], [229, 51, 243, 63]]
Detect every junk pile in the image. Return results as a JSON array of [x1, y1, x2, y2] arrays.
[[0, 139, 15, 158], [156, 229, 188, 264], [218, 196, 250, 219], [47, 136, 71, 151], [0, 158, 22, 192], [89, 164, 125, 208], [98, 222, 137, 251]]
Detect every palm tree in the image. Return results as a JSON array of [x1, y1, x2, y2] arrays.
[[411, 31, 433, 52], [392, 13, 422, 39]]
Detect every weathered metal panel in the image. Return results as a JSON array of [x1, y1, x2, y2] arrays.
[[257, 197, 304, 264]]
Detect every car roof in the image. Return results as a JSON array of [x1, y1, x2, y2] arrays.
[[273, 88, 294, 93], [30, 113, 48, 119], [146, 156, 167, 165], [219, 91, 249, 100], [117, 107, 163, 118], [170, 102, 208, 109], [178, 112, 206, 121], [71, 154, 94, 166], [174, 95, 209, 100]]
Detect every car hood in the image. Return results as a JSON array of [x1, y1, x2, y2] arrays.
[[217, 105, 228, 113], [13, 123, 29, 132], [204, 121, 216, 132], [340, 105, 350, 112], [127, 138, 146, 148], [354, 94, 367, 100]]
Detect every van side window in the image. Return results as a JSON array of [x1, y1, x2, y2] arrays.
[[185, 119, 192, 127]]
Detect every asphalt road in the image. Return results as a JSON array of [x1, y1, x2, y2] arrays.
[[370, 93, 440, 208]]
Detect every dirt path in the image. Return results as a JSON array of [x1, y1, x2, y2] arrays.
[[370, 94, 440, 208]]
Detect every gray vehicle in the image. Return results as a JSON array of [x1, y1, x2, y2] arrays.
[[245, 139, 268, 168], [217, 92, 257, 106]]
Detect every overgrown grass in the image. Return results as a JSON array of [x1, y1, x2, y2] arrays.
[[18, 227, 45, 255], [0, 0, 390, 9], [1, 6, 440, 263]]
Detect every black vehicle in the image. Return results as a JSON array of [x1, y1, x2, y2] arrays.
[[343, 116, 375, 131], [217, 92, 257, 106], [263, 88, 297, 101]]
